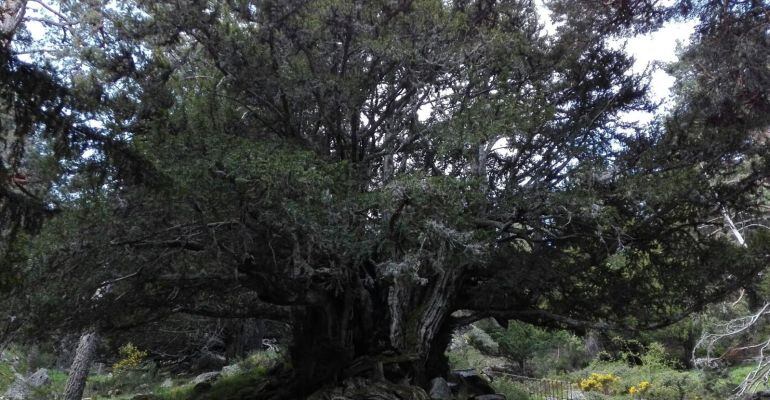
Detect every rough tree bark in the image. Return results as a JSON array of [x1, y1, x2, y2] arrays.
[[279, 261, 464, 399], [0, 0, 26, 41], [63, 330, 98, 400]]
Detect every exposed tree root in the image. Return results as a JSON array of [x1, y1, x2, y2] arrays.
[[308, 378, 430, 400]]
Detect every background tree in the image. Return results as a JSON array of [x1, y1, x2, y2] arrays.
[[489, 321, 549, 371]]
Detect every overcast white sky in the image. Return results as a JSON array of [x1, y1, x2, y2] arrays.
[[626, 20, 697, 101], [615, 19, 697, 124]]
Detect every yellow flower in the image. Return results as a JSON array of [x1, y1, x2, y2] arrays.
[[112, 342, 148, 372], [578, 373, 619, 393]]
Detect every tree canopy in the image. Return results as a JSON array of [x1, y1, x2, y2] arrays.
[[2, 0, 770, 398]]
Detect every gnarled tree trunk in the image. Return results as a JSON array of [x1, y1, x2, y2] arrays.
[[281, 262, 464, 399], [63, 330, 98, 400]]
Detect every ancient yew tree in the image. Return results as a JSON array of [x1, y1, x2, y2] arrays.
[[2, 0, 770, 398]]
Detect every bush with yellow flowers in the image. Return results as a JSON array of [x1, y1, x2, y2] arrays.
[[628, 380, 651, 396], [112, 342, 149, 372], [578, 372, 620, 394]]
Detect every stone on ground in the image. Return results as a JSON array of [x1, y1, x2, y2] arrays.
[[568, 391, 587, 400], [3, 373, 30, 400], [192, 371, 221, 385], [449, 369, 496, 396], [429, 377, 452, 400], [465, 325, 499, 354], [221, 363, 242, 377], [27, 368, 50, 387]]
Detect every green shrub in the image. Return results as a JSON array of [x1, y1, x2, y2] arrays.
[[489, 321, 548, 370], [186, 368, 272, 400], [0, 362, 16, 391], [531, 331, 590, 376], [240, 350, 280, 375], [474, 321, 588, 376], [491, 377, 532, 400], [84, 365, 161, 398], [447, 342, 496, 371], [568, 351, 716, 400]]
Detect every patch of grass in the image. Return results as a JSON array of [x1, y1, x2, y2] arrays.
[[29, 369, 71, 400], [0, 362, 17, 391], [156, 351, 281, 400], [491, 377, 533, 400], [48, 369, 68, 388], [83, 365, 164, 399], [196, 369, 269, 399], [4, 344, 29, 375], [239, 350, 280, 373], [156, 383, 195, 400], [728, 365, 759, 386]]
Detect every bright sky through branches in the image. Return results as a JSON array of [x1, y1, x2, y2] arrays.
[[21, 0, 695, 124], [537, 0, 696, 122]]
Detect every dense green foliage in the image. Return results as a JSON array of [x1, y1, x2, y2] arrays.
[[2, 0, 770, 398]]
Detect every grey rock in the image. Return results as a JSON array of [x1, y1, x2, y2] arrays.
[[474, 395, 506, 400], [449, 369, 496, 396], [160, 378, 174, 388], [27, 368, 50, 388], [451, 310, 474, 318], [0, 350, 16, 363], [473, 318, 503, 331], [466, 325, 499, 354], [192, 371, 221, 385], [221, 364, 242, 377], [429, 377, 452, 400], [567, 391, 586, 400], [3, 373, 30, 400], [452, 369, 478, 378]]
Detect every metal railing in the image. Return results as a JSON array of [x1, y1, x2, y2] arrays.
[[492, 372, 582, 400]]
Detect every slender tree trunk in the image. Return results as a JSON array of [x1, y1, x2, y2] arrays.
[[63, 330, 98, 400]]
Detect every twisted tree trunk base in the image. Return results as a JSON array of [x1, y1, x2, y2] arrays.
[[308, 377, 430, 400]]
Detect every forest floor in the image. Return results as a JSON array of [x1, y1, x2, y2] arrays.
[[445, 325, 767, 400], [0, 330, 766, 400]]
